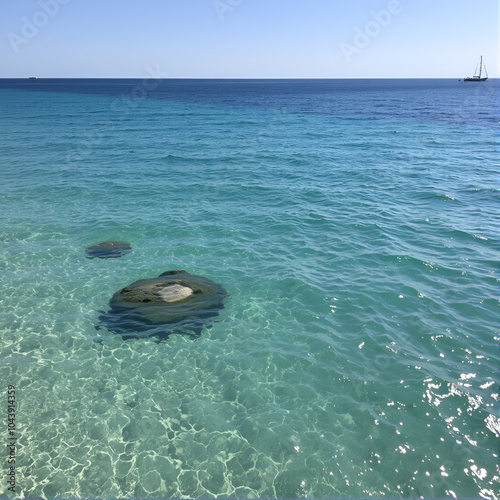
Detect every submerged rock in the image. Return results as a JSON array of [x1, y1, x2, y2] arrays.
[[86, 241, 131, 259], [99, 270, 226, 340]]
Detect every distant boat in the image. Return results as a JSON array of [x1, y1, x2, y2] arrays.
[[464, 56, 488, 82], [28, 76, 37, 80]]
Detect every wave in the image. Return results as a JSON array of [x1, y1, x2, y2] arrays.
[[418, 191, 458, 202], [158, 154, 239, 165]]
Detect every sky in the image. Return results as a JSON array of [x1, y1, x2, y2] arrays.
[[0, 0, 498, 78]]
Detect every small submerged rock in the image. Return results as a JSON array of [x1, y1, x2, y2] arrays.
[[86, 241, 131, 259], [99, 270, 226, 340]]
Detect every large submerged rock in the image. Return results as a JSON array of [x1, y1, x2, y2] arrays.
[[99, 270, 226, 340], [86, 241, 131, 259]]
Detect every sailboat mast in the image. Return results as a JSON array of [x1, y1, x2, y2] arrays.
[[479, 56, 482, 78]]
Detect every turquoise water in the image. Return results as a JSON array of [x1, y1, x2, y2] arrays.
[[0, 79, 498, 498]]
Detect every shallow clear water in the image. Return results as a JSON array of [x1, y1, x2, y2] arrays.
[[0, 79, 498, 499]]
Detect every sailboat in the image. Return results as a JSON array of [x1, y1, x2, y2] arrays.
[[464, 56, 488, 82]]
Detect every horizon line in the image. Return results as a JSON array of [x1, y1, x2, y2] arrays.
[[1, 76, 496, 80]]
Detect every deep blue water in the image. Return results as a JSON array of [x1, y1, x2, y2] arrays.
[[0, 78, 498, 499]]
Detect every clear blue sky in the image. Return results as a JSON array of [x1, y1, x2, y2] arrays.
[[0, 0, 497, 78]]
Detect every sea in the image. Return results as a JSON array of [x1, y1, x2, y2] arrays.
[[0, 78, 498, 499]]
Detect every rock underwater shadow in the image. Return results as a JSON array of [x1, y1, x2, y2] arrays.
[[86, 241, 132, 259], [97, 270, 227, 341]]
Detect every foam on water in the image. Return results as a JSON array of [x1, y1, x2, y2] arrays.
[[0, 79, 498, 499]]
